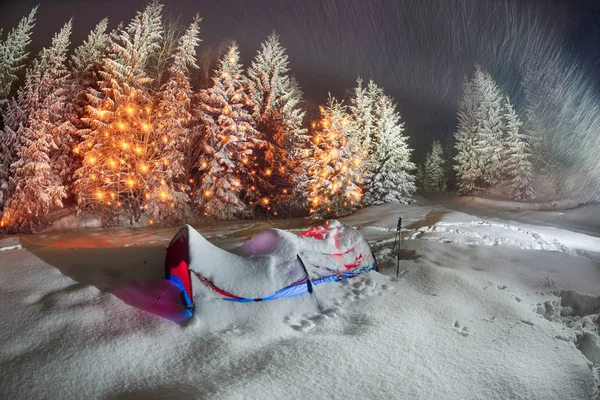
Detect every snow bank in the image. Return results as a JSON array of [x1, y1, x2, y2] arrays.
[[456, 195, 584, 211]]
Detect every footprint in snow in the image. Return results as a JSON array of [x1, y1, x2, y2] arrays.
[[453, 320, 470, 337], [290, 319, 316, 332], [286, 307, 340, 331]]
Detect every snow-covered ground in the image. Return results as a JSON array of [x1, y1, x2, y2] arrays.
[[1, 198, 599, 399]]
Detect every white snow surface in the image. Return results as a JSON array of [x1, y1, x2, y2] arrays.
[[1, 199, 599, 399]]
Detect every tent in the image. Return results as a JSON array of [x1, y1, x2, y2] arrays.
[[116, 221, 377, 322]]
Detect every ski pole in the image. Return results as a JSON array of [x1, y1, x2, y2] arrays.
[[395, 216, 402, 278]]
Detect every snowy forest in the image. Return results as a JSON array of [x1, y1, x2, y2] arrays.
[[1, 1, 599, 233], [0, 2, 416, 232]]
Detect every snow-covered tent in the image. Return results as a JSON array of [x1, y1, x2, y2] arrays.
[[164, 221, 377, 317], [115, 221, 377, 322]]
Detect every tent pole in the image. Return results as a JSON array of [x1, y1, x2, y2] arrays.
[[297, 254, 323, 313]]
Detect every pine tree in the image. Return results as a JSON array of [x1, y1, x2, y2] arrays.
[[150, 15, 201, 221], [1, 21, 74, 231], [454, 66, 505, 194], [364, 93, 416, 205], [503, 97, 535, 200], [194, 44, 260, 220], [415, 164, 424, 189], [74, 2, 164, 224], [71, 18, 110, 85], [305, 96, 363, 220], [454, 77, 480, 194], [0, 6, 37, 100], [424, 140, 445, 191], [472, 66, 505, 185], [349, 78, 379, 190], [246, 33, 306, 215], [64, 19, 111, 201]]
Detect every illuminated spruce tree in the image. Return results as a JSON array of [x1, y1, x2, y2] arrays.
[[349, 78, 379, 185], [247, 33, 306, 215], [503, 97, 535, 200], [424, 140, 445, 191], [194, 44, 260, 220], [1, 21, 74, 231], [474, 67, 505, 185], [305, 96, 363, 220], [0, 6, 37, 100], [74, 2, 165, 224], [455, 66, 505, 194], [454, 76, 480, 194], [149, 16, 201, 221], [0, 6, 37, 213], [62, 18, 111, 200], [364, 92, 416, 205]]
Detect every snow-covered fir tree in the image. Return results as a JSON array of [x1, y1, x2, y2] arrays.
[[0, 6, 37, 100], [74, 2, 164, 224], [63, 19, 111, 200], [150, 15, 201, 221], [194, 44, 260, 220], [454, 76, 479, 194], [305, 96, 363, 220], [424, 140, 446, 191], [415, 164, 424, 189], [246, 33, 306, 215], [454, 66, 505, 193], [348, 78, 379, 189], [472, 66, 505, 185], [71, 18, 110, 83], [503, 97, 535, 200], [1, 21, 74, 231], [363, 92, 416, 205]]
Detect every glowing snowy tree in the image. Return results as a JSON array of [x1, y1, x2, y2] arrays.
[[424, 140, 445, 191], [503, 98, 535, 200], [364, 92, 416, 205], [454, 66, 504, 193], [473, 66, 505, 185], [1, 21, 74, 231], [305, 96, 363, 220], [194, 44, 260, 220], [349, 78, 379, 188], [63, 19, 112, 200], [150, 16, 201, 221], [74, 2, 165, 224], [0, 7, 37, 214], [247, 33, 306, 215], [454, 77, 479, 194], [0, 6, 37, 100]]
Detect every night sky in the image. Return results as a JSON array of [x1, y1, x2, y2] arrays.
[[1, 0, 599, 158]]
